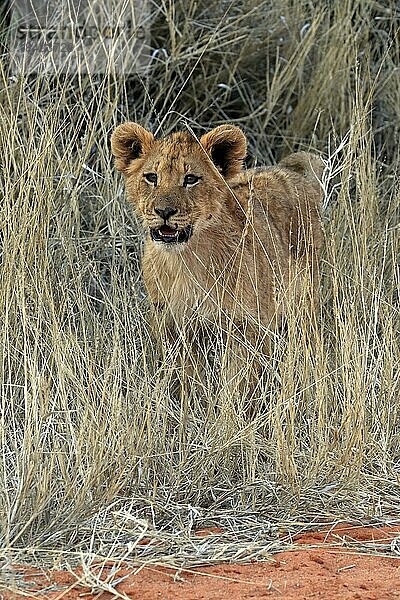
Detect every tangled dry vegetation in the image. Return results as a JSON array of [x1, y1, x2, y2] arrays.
[[0, 0, 399, 584]]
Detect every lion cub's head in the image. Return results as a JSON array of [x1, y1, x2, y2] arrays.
[[111, 123, 246, 248]]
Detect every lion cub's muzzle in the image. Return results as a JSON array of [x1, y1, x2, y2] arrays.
[[150, 224, 193, 244], [149, 204, 193, 245]]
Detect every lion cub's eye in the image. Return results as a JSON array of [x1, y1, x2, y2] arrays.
[[183, 174, 200, 187], [144, 173, 158, 186]]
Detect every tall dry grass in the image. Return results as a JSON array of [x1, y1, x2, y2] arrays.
[[0, 0, 399, 577]]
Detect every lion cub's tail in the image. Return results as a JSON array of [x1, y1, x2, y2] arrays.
[[278, 151, 325, 188]]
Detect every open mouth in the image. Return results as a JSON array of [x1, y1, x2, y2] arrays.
[[150, 224, 193, 244]]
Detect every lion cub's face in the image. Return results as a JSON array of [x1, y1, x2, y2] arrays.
[[111, 123, 247, 249]]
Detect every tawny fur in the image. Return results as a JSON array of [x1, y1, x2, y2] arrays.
[[111, 123, 324, 339]]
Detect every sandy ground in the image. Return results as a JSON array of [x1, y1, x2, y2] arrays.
[[2, 524, 400, 599]]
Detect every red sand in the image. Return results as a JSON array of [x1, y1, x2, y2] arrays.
[[2, 524, 400, 599]]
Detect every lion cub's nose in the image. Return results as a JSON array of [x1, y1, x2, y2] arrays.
[[154, 206, 178, 221]]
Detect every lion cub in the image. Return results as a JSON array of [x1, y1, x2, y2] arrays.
[[111, 123, 324, 343]]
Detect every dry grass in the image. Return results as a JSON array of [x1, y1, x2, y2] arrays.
[[0, 0, 399, 588]]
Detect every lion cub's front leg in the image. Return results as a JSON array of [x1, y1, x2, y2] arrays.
[[149, 301, 210, 404]]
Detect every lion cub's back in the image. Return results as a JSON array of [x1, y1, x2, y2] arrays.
[[230, 151, 325, 256], [231, 151, 324, 201]]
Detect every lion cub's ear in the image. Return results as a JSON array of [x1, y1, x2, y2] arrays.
[[111, 122, 155, 174], [200, 125, 247, 179]]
